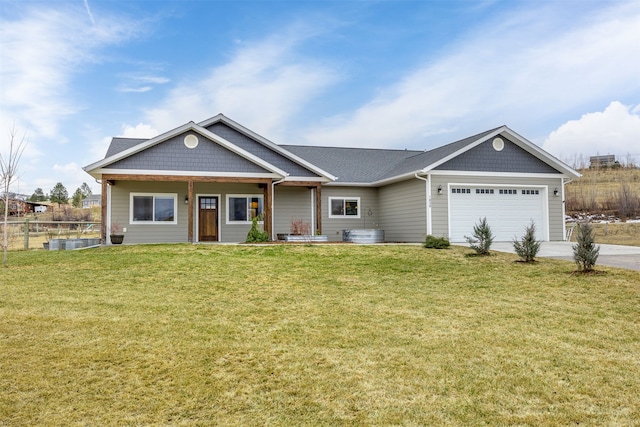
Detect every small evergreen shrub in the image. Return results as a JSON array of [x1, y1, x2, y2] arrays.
[[246, 216, 269, 243], [572, 222, 600, 272], [465, 217, 494, 256], [423, 235, 450, 249], [512, 220, 541, 262]]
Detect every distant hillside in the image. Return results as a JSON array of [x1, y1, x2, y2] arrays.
[[565, 167, 640, 219]]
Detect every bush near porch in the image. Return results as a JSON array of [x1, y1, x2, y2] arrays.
[[2, 245, 639, 425]]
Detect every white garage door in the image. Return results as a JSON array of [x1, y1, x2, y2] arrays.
[[449, 186, 547, 242]]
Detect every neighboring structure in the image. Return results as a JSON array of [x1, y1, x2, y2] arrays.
[[589, 155, 617, 168], [82, 194, 101, 209], [83, 114, 581, 244]]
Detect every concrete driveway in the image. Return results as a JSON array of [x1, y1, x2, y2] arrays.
[[489, 242, 640, 271]]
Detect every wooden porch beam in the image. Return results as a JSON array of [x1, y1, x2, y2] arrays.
[[101, 179, 108, 243], [278, 181, 327, 187], [101, 174, 272, 184], [263, 182, 272, 239]]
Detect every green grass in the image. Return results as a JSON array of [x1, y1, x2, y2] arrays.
[[2, 244, 640, 425]]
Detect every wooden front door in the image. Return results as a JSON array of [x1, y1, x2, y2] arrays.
[[198, 196, 218, 242]]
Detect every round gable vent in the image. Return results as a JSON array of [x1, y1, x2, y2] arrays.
[[184, 134, 199, 149], [492, 137, 504, 151]]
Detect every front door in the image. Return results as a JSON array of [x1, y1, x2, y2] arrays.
[[198, 196, 218, 241]]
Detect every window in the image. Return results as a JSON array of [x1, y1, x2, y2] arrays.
[[227, 195, 263, 223], [522, 189, 540, 195], [329, 197, 360, 218], [130, 193, 177, 224], [451, 188, 471, 194], [499, 189, 518, 195], [475, 188, 495, 194]]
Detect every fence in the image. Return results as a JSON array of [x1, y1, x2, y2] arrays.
[[1, 220, 102, 250]]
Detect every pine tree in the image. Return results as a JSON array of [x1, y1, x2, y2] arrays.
[[572, 222, 600, 272], [50, 182, 69, 206], [513, 221, 541, 262], [465, 217, 494, 256]]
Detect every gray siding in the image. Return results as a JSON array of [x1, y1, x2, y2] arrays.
[[378, 178, 427, 243], [273, 186, 314, 236], [435, 137, 559, 174], [110, 181, 188, 244], [207, 123, 320, 177], [109, 132, 269, 174], [430, 174, 565, 241], [109, 181, 267, 244], [321, 187, 380, 242]]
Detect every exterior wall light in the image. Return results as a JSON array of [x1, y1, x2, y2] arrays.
[[553, 187, 559, 197], [437, 185, 443, 195], [184, 195, 189, 204]]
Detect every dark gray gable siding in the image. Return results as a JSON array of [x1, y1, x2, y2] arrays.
[[282, 145, 422, 183], [107, 132, 270, 174], [435, 136, 560, 173], [206, 123, 320, 177]]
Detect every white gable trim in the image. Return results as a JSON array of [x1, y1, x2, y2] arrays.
[[420, 126, 580, 178], [84, 122, 290, 178], [198, 114, 338, 182]]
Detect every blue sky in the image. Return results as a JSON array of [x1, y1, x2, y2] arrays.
[[1, 0, 639, 197]]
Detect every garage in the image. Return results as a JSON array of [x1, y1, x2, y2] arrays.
[[449, 185, 548, 242]]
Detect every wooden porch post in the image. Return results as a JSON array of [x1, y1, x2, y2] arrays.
[[101, 179, 108, 243], [263, 182, 272, 239], [187, 180, 194, 243], [315, 184, 322, 235]]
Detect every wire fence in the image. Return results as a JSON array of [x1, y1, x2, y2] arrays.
[[1, 220, 102, 250]]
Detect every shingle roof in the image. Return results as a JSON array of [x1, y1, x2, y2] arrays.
[[100, 124, 548, 183], [283, 127, 502, 183], [105, 137, 148, 157], [281, 145, 423, 183]]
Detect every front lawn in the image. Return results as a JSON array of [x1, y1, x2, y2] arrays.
[[1, 245, 639, 425]]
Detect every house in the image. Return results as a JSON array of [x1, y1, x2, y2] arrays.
[[83, 114, 580, 244], [589, 155, 617, 168], [82, 194, 101, 209]]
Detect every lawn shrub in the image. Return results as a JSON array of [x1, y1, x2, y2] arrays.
[[423, 235, 450, 249], [246, 216, 269, 243], [573, 221, 600, 272], [465, 217, 494, 256], [512, 220, 541, 262]]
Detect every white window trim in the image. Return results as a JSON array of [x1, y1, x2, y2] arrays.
[[129, 192, 178, 225], [226, 194, 264, 224], [328, 196, 361, 219]]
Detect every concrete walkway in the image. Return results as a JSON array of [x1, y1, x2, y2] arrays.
[[488, 242, 640, 271]]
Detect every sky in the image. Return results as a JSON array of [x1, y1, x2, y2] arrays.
[[1, 0, 639, 197]]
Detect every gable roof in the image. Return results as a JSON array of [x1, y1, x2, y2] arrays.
[[286, 126, 580, 185], [84, 119, 336, 181], [84, 116, 580, 185]]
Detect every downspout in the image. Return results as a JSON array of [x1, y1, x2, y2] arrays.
[[271, 177, 286, 241], [561, 177, 573, 241], [414, 173, 431, 236]]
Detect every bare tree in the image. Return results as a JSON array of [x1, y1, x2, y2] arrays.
[[1, 126, 27, 267]]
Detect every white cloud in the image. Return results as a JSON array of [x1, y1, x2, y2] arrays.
[[144, 25, 341, 141], [542, 101, 640, 164], [120, 86, 153, 93], [0, 4, 143, 140], [50, 162, 93, 194], [119, 123, 158, 138], [304, 2, 640, 149]]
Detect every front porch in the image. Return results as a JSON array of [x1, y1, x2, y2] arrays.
[[100, 174, 323, 244]]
